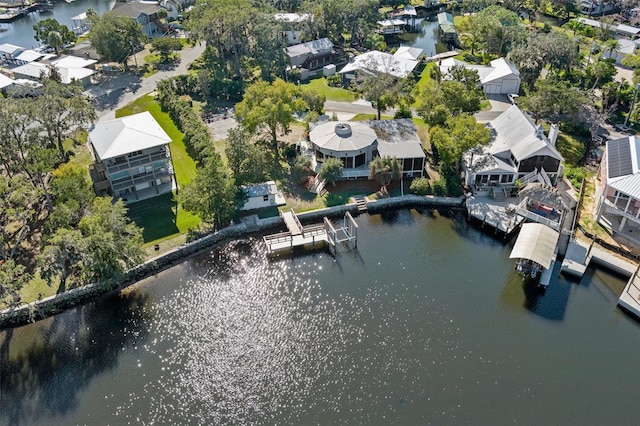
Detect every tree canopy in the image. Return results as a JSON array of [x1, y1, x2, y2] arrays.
[[369, 156, 402, 195], [89, 12, 146, 65], [33, 18, 76, 54], [235, 79, 307, 159]]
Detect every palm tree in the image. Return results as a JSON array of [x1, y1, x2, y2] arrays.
[[603, 38, 621, 60], [47, 30, 63, 55], [369, 156, 402, 196]]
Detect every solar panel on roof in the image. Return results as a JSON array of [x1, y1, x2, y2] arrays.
[[608, 138, 633, 178]]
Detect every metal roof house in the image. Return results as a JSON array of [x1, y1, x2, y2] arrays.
[[285, 38, 334, 71], [596, 136, 640, 235], [463, 105, 563, 192], [87, 111, 175, 202], [439, 57, 521, 95], [111, 2, 166, 38], [274, 12, 311, 45], [240, 181, 286, 211], [339, 47, 423, 84], [309, 119, 425, 179]]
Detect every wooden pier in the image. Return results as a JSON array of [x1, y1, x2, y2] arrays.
[[264, 209, 358, 255]]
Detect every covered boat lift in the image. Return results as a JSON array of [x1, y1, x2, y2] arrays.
[[509, 223, 559, 285]]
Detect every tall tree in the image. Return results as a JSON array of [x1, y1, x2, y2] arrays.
[[33, 79, 96, 161], [150, 37, 184, 62], [179, 152, 239, 229], [472, 5, 526, 55], [318, 157, 343, 186], [225, 126, 270, 185], [89, 13, 146, 67], [369, 156, 402, 195], [235, 79, 306, 160], [33, 18, 76, 52]]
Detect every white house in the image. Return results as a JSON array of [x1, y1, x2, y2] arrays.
[[274, 13, 311, 45], [240, 181, 286, 211], [0, 43, 24, 65], [596, 136, 640, 234], [604, 38, 640, 65], [0, 73, 15, 91], [339, 48, 423, 84], [87, 111, 175, 201], [439, 57, 521, 95], [464, 105, 563, 192], [11, 56, 96, 88], [309, 119, 425, 179]]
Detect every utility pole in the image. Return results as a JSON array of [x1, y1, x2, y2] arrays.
[[130, 40, 138, 69], [624, 83, 640, 127]]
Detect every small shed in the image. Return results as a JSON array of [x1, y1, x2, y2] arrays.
[[241, 181, 286, 211]]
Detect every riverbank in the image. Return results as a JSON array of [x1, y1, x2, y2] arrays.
[[0, 195, 463, 329]]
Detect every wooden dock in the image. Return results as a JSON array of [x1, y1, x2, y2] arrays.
[[619, 266, 640, 320], [264, 210, 358, 255], [465, 196, 523, 236]]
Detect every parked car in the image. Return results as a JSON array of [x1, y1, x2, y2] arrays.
[[507, 93, 519, 104]]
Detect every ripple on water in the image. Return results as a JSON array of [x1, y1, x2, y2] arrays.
[[117, 240, 463, 424]]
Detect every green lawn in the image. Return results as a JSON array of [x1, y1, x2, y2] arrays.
[[301, 77, 357, 102], [116, 96, 200, 244]]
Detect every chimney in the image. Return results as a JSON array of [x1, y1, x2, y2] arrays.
[[548, 123, 559, 146]]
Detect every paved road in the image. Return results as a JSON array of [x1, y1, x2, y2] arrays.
[[91, 42, 206, 121]]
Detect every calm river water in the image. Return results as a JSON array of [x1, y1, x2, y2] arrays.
[[1, 209, 639, 425], [0, 0, 115, 49]]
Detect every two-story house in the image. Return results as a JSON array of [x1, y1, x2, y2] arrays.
[[463, 105, 563, 193], [111, 2, 166, 38], [595, 135, 640, 235], [88, 111, 175, 201]]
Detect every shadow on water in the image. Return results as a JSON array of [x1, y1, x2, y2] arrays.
[[0, 290, 151, 426], [500, 261, 571, 321]]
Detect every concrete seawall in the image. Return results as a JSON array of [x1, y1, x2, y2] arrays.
[[0, 196, 462, 328]]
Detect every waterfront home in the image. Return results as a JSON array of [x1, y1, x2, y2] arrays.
[[595, 135, 640, 237], [0, 43, 24, 65], [308, 119, 425, 179], [11, 56, 96, 88], [377, 19, 407, 35], [463, 105, 563, 193], [87, 111, 175, 201], [274, 12, 311, 45], [339, 48, 423, 85], [285, 38, 334, 71], [437, 12, 457, 44], [579, 1, 617, 17], [240, 181, 286, 211], [439, 57, 521, 95], [111, 2, 166, 38]]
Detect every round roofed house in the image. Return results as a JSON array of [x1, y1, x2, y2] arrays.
[[309, 122, 378, 173]]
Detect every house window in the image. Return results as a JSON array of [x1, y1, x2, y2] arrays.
[[111, 170, 129, 180], [344, 156, 354, 169], [263, 195, 269, 201], [500, 174, 513, 183], [355, 153, 366, 168], [403, 158, 412, 171], [316, 151, 324, 162], [128, 150, 143, 157]]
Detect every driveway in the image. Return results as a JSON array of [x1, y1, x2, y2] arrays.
[[89, 41, 207, 122]]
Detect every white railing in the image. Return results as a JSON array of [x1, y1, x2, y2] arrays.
[[341, 169, 370, 179]]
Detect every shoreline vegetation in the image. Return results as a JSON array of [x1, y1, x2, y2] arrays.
[[0, 195, 464, 329], [2, 1, 640, 325]]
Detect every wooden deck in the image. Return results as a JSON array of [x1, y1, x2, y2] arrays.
[[465, 196, 523, 235], [281, 210, 302, 235], [264, 211, 358, 255]]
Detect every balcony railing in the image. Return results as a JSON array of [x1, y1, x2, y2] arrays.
[[106, 150, 170, 174]]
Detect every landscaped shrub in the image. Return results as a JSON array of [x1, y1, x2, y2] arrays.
[[292, 155, 314, 184], [433, 178, 447, 196], [564, 165, 590, 190], [409, 177, 431, 195]]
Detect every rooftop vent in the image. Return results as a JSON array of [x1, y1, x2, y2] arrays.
[[335, 123, 352, 137]]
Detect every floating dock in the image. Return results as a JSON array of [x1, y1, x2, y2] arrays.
[[263, 209, 358, 255]]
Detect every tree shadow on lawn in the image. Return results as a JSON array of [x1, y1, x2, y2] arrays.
[[126, 193, 180, 243]]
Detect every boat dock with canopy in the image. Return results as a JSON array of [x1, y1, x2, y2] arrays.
[[509, 223, 560, 285]]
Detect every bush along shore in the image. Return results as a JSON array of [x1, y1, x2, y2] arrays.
[[0, 195, 464, 329]]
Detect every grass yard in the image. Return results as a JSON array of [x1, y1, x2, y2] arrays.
[[116, 96, 200, 244], [126, 192, 199, 244], [301, 77, 357, 102], [556, 132, 587, 165]]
